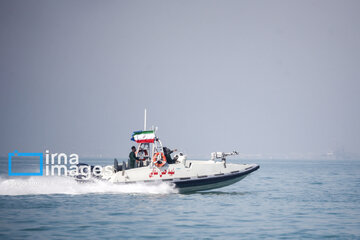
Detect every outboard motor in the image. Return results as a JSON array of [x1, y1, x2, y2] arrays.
[[114, 158, 122, 172]]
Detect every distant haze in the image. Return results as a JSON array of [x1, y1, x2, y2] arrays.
[[1, 0, 359, 158]]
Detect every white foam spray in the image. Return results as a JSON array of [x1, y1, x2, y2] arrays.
[[0, 176, 178, 196]]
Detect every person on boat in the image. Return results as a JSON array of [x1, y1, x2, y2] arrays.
[[129, 146, 139, 169], [163, 147, 177, 164], [137, 144, 149, 167]]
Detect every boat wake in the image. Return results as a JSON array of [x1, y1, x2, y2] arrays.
[[0, 176, 178, 196]]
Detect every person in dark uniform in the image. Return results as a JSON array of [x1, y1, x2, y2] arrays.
[[129, 146, 139, 169], [163, 147, 177, 164]]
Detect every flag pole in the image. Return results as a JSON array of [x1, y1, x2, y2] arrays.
[[144, 108, 147, 131]]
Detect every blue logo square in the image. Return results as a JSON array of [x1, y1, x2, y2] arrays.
[[8, 150, 43, 176]]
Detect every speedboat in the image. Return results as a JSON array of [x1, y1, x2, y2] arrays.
[[101, 151, 259, 193], [93, 110, 260, 193], [77, 110, 260, 193]]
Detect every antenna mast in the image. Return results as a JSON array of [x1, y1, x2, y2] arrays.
[[144, 108, 147, 131]]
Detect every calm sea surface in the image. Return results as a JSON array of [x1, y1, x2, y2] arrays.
[[0, 158, 360, 239]]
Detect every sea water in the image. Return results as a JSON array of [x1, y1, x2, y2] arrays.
[[0, 158, 359, 239]]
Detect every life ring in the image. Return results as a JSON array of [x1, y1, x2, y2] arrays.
[[152, 152, 167, 168]]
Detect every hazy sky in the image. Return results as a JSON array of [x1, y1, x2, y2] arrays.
[[1, 0, 359, 158]]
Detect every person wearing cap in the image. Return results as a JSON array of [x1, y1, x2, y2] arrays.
[[163, 147, 178, 164], [129, 146, 139, 169]]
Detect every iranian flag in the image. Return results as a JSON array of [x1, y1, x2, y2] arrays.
[[131, 130, 155, 143]]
